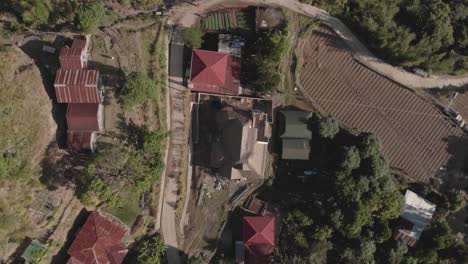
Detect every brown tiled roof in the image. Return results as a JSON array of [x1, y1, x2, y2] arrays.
[[67, 211, 127, 264], [299, 26, 465, 182], [59, 38, 88, 69]]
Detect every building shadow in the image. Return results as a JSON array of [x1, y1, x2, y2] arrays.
[[50, 208, 89, 264], [6, 237, 32, 263], [20, 37, 69, 147], [435, 135, 468, 192]]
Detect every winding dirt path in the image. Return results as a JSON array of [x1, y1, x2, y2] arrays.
[[168, 0, 468, 89]]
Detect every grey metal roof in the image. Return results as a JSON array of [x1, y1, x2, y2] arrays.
[[280, 111, 312, 139], [282, 138, 310, 160], [401, 190, 436, 228]]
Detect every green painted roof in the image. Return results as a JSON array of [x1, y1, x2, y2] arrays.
[[21, 240, 46, 263], [280, 111, 312, 139], [282, 138, 310, 160]]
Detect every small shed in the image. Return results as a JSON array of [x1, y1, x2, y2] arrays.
[[21, 240, 47, 264]]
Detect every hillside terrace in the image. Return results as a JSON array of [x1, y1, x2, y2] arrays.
[[298, 25, 468, 182]]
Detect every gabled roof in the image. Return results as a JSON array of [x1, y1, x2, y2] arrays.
[[191, 49, 228, 85], [54, 69, 99, 103], [401, 190, 436, 228], [243, 217, 275, 246], [60, 38, 88, 69], [67, 211, 127, 264], [281, 138, 310, 160], [280, 111, 312, 139]]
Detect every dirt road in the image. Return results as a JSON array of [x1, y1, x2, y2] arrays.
[[161, 27, 186, 264], [168, 0, 468, 90]]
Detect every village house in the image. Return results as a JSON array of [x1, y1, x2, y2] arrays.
[[66, 211, 128, 264], [188, 49, 241, 95], [55, 37, 102, 152], [59, 37, 89, 69], [210, 104, 271, 180], [236, 216, 276, 264], [395, 190, 436, 247]]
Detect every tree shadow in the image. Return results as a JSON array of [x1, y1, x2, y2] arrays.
[[435, 135, 468, 192], [39, 142, 92, 191], [87, 60, 125, 98]]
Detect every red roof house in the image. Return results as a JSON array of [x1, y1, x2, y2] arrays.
[[67, 211, 128, 264], [60, 38, 89, 69], [55, 69, 100, 103], [189, 49, 240, 95], [243, 217, 275, 264], [66, 104, 102, 132]]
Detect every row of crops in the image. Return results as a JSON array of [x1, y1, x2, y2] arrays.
[[202, 12, 234, 31]]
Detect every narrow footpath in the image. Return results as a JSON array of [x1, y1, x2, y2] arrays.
[[161, 27, 186, 264]]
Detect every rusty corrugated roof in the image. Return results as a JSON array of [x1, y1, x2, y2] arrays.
[[54, 69, 99, 103], [66, 103, 99, 131], [299, 26, 465, 182], [67, 211, 127, 264]]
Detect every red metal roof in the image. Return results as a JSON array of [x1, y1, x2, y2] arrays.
[[67, 211, 127, 264], [66, 103, 100, 131], [243, 216, 275, 264], [55, 69, 99, 103], [243, 217, 275, 246], [72, 38, 87, 49], [190, 49, 240, 95], [59, 38, 88, 69], [60, 48, 84, 69], [67, 131, 93, 153]]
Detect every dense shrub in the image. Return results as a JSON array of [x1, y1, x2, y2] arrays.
[[182, 27, 203, 48], [76, 0, 105, 33], [120, 72, 158, 110]]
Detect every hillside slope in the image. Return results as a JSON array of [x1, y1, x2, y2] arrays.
[[0, 46, 55, 258]]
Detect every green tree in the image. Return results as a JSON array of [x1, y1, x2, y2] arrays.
[[120, 72, 157, 110], [188, 257, 206, 264], [137, 235, 166, 264], [447, 190, 466, 213], [182, 27, 203, 48], [76, 0, 105, 34], [318, 117, 339, 139]]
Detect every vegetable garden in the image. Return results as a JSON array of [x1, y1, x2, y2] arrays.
[[202, 12, 234, 31]]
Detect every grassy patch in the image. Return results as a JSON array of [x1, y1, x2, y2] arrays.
[[104, 189, 141, 226]]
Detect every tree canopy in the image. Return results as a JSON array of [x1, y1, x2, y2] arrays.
[[120, 72, 158, 111], [137, 235, 166, 264], [76, 0, 105, 34], [275, 114, 468, 263], [301, 0, 468, 74], [182, 27, 203, 49]]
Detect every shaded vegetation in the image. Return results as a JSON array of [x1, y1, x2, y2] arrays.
[[300, 0, 468, 74], [270, 113, 468, 264], [243, 24, 289, 93]]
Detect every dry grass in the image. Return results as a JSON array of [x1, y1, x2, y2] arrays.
[[0, 47, 59, 259]]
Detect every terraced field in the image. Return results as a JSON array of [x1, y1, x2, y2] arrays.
[[299, 26, 466, 182]]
